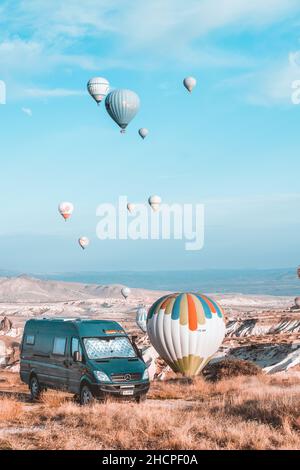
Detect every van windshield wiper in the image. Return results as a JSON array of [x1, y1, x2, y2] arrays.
[[93, 356, 137, 361], [109, 356, 137, 360]]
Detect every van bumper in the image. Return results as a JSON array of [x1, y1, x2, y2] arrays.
[[90, 381, 150, 399]]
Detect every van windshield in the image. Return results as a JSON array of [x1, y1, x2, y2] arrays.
[[83, 337, 136, 360]]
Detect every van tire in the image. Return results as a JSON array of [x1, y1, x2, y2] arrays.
[[29, 375, 42, 401], [80, 384, 94, 406], [135, 394, 147, 404]]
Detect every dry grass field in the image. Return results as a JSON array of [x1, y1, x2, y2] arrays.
[[0, 366, 300, 450]]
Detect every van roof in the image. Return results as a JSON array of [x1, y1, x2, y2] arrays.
[[24, 318, 126, 337]]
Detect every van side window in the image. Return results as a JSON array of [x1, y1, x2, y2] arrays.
[[26, 335, 35, 345], [71, 337, 82, 356], [53, 337, 66, 356]]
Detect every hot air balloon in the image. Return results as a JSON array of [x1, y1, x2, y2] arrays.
[[136, 307, 147, 333], [121, 287, 131, 300], [105, 89, 140, 133], [87, 77, 109, 105], [58, 202, 74, 221], [294, 297, 300, 309], [78, 237, 90, 250], [127, 203, 135, 214], [183, 76, 196, 93], [147, 292, 226, 377], [148, 195, 161, 212], [138, 128, 149, 139]]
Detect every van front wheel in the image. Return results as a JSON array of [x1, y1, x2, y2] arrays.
[[135, 394, 147, 404], [30, 375, 42, 401], [80, 384, 94, 406]]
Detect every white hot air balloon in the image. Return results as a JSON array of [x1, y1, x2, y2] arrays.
[[148, 195, 161, 212], [87, 77, 110, 105], [183, 76, 196, 93], [121, 287, 131, 300], [138, 128, 149, 140], [136, 307, 147, 333], [127, 203, 136, 214], [78, 237, 90, 250], [147, 293, 226, 377], [58, 202, 74, 221]]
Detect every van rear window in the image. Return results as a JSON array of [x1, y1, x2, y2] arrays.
[[26, 335, 35, 345], [53, 337, 66, 355]]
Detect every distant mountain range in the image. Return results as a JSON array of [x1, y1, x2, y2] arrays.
[[0, 275, 160, 303], [0, 268, 298, 298]]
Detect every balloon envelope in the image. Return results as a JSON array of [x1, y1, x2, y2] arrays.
[[127, 203, 135, 214], [105, 89, 140, 132], [121, 287, 131, 299], [138, 128, 149, 139], [58, 202, 74, 221], [183, 76, 196, 93], [79, 237, 90, 250], [136, 307, 147, 333], [148, 195, 161, 212], [147, 292, 226, 377], [87, 77, 109, 104]]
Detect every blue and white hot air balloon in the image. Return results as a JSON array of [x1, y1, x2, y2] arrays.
[[105, 89, 140, 133], [121, 287, 131, 300], [87, 77, 110, 105], [183, 76, 196, 93], [136, 307, 147, 333], [138, 128, 149, 140]]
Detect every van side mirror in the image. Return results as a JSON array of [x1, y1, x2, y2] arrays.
[[73, 351, 82, 362], [131, 336, 142, 358]]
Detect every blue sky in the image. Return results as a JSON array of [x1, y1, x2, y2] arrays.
[[0, 0, 300, 273]]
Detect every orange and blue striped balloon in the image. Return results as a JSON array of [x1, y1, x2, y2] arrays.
[[147, 292, 226, 376]]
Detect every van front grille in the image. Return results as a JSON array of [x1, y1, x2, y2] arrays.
[[110, 373, 142, 382]]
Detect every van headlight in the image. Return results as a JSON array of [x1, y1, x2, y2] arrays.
[[94, 371, 110, 382], [142, 369, 149, 380]]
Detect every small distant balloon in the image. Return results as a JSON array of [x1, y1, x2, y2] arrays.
[[183, 76, 196, 93], [121, 287, 131, 300], [58, 202, 74, 221], [87, 77, 110, 105], [138, 128, 149, 140], [78, 237, 90, 250], [148, 195, 161, 212], [136, 307, 147, 333], [105, 89, 140, 133], [127, 203, 135, 214]]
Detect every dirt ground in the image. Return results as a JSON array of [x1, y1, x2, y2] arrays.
[[0, 370, 300, 450]]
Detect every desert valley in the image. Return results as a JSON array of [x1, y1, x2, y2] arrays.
[[0, 276, 300, 450]]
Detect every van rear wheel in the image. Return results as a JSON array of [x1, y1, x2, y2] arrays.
[[80, 384, 94, 406], [30, 375, 42, 401]]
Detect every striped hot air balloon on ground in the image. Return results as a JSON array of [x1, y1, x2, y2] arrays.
[[147, 292, 226, 377]]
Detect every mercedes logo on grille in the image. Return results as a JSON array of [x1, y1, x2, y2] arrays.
[[124, 374, 131, 381]]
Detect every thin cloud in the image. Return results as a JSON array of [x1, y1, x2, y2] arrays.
[[25, 88, 85, 98], [21, 107, 32, 116], [0, 0, 299, 102]]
